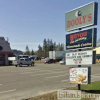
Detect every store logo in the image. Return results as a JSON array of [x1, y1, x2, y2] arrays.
[[75, 11, 82, 17], [0, 46, 3, 51], [67, 11, 92, 28]]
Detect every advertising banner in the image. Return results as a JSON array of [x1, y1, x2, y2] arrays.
[[69, 67, 91, 84], [65, 2, 98, 31], [66, 28, 97, 50], [66, 50, 96, 65]]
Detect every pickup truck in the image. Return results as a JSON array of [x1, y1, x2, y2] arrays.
[[12, 58, 35, 67]]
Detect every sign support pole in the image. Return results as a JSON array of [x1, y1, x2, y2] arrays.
[[78, 28, 82, 90], [78, 53, 81, 90]]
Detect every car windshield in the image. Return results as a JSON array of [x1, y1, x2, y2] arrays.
[[46, 59, 51, 61]]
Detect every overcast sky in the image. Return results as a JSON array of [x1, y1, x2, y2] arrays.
[[0, 0, 100, 52]]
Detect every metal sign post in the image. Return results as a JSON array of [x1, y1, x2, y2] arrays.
[[78, 28, 81, 90], [78, 50, 81, 90]]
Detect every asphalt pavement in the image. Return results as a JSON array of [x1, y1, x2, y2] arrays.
[[0, 63, 100, 100]]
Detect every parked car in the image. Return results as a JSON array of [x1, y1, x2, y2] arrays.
[[59, 59, 65, 65], [44, 59, 57, 64], [29, 56, 34, 60], [35, 57, 41, 60], [41, 57, 45, 59], [12, 58, 35, 67]]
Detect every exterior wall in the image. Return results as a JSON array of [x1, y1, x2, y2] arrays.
[[5, 54, 9, 65], [93, 47, 100, 54], [0, 37, 12, 66], [93, 47, 100, 62]]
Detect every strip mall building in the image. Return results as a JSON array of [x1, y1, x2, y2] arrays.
[[0, 37, 12, 66], [93, 47, 100, 61]]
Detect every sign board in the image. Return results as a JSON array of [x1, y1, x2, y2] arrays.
[[65, 2, 98, 31], [66, 28, 97, 50], [69, 67, 91, 84], [66, 50, 96, 65]]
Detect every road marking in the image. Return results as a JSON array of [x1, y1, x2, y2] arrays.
[[36, 68, 68, 71], [11, 71, 17, 72], [20, 70, 50, 74], [0, 84, 2, 85], [20, 69, 68, 74], [61, 79, 69, 82], [91, 73, 100, 76], [11, 69, 41, 72], [31, 71, 68, 76], [22, 68, 40, 70], [45, 73, 68, 79], [0, 89, 16, 94], [4, 70, 8, 71]]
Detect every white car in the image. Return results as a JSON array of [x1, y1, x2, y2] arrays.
[[59, 60, 65, 65]]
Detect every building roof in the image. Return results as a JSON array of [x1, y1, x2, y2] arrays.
[[0, 37, 12, 54], [93, 47, 100, 54]]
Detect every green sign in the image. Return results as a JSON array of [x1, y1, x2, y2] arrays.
[[65, 2, 98, 31]]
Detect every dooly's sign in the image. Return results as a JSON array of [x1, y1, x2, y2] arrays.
[[66, 28, 97, 50], [65, 2, 98, 31]]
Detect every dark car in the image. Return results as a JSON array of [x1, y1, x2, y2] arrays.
[[29, 56, 34, 60], [44, 59, 57, 64], [35, 57, 41, 60]]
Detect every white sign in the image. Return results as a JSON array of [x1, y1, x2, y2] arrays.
[[69, 67, 89, 84], [66, 50, 95, 65]]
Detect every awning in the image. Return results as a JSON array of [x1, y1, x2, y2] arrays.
[[0, 51, 12, 54]]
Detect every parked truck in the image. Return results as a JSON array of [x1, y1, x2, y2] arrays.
[[8, 55, 29, 65], [49, 51, 70, 62], [12, 58, 35, 67]]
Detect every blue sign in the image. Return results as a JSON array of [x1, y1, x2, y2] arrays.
[[66, 28, 97, 50]]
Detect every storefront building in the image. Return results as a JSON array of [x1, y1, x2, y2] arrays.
[[0, 37, 12, 66], [93, 47, 100, 61]]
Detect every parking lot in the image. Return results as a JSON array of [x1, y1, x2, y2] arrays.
[[0, 63, 100, 100]]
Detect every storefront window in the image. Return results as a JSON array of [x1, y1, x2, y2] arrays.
[[96, 54, 100, 60], [0, 54, 3, 61]]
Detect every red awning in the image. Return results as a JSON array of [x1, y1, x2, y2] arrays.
[[0, 51, 12, 54]]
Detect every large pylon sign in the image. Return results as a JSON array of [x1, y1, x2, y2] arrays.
[[65, 2, 98, 32]]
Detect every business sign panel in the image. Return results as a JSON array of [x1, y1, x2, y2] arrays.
[[66, 28, 97, 50], [65, 2, 98, 31], [69, 67, 91, 84], [66, 50, 96, 65]]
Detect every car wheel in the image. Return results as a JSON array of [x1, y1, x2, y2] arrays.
[[27, 65, 29, 66], [19, 63, 22, 67], [48, 62, 50, 64], [31, 63, 34, 66], [15, 65, 17, 67]]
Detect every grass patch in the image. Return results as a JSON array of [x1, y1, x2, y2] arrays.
[[96, 62, 100, 65], [23, 81, 100, 100]]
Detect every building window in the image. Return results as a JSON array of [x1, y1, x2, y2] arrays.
[[0, 54, 3, 61]]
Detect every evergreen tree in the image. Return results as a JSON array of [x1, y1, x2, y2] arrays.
[[37, 45, 44, 57], [43, 39, 48, 57], [24, 45, 30, 55], [53, 42, 56, 51], [31, 49, 34, 55], [60, 43, 64, 51]]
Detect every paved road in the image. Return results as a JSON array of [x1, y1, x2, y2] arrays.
[[0, 63, 100, 100]]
